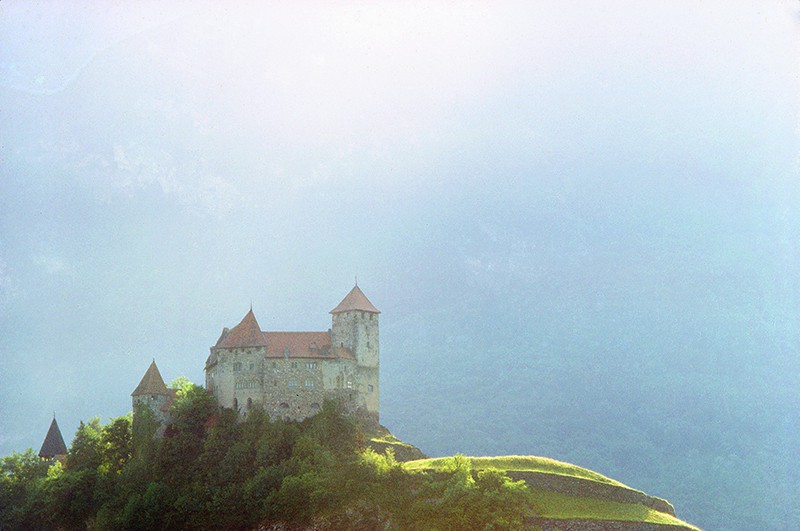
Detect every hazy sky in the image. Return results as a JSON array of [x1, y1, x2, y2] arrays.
[[1, 2, 798, 528]]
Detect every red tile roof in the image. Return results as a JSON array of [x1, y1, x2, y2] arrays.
[[216, 309, 269, 348], [330, 285, 380, 314], [132, 360, 170, 396], [265, 331, 354, 359]]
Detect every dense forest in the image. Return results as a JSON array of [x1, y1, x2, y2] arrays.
[[0, 384, 531, 530]]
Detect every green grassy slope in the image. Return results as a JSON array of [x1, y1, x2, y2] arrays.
[[364, 425, 428, 462], [405, 455, 629, 487], [404, 455, 701, 530]]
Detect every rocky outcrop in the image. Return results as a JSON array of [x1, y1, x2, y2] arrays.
[[367, 425, 428, 461]]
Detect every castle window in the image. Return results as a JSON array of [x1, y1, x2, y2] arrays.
[[233, 362, 242, 372], [306, 362, 317, 369], [249, 362, 255, 370], [247, 397, 253, 409], [288, 379, 298, 388], [233, 398, 238, 410], [368, 384, 374, 392], [346, 380, 353, 389], [304, 380, 314, 388], [291, 361, 297, 369]]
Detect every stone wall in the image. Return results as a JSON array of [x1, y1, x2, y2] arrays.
[[208, 348, 365, 420], [132, 394, 171, 437], [507, 471, 675, 516], [522, 517, 692, 530], [331, 310, 379, 418]]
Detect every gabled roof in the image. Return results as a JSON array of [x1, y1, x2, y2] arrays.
[[330, 285, 380, 314], [39, 417, 68, 458], [264, 331, 353, 359], [131, 360, 170, 396], [216, 309, 269, 348]]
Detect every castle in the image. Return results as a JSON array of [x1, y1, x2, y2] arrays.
[[131, 284, 380, 427]]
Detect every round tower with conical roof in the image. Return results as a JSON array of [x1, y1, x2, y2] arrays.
[[330, 284, 380, 421]]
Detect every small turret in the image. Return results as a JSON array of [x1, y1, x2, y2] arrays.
[[132, 360, 174, 437], [38, 416, 68, 460]]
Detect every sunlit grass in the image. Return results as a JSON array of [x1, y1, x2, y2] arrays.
[[369, 433, 416, 448], [404, 455, 629, 488], [404, 455, 702, 529], [529, 488, 701, 529]]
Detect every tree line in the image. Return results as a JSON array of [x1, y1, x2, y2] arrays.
[[0, 383, 531, 530]]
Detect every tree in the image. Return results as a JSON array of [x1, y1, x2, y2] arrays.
[[169, 375, 193, 391]]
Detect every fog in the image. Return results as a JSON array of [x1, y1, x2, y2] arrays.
[[1, 2, 798, 528]]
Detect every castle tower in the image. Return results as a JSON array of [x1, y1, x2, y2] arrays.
[[205, 308, 269, 412], [38, 416, 68, 460], [330, 284, 380, 421], [131, 360, 173, 436]]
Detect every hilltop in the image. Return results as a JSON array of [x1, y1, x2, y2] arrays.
[[405, 455, 699, 530], [1, 390, 700, 530]]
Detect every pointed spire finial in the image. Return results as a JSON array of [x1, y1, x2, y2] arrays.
[[355, 275, 358, 287]]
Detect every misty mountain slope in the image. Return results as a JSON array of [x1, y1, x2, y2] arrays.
[[2, 4, 798, 530]]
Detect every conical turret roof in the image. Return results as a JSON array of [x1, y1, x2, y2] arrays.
[[131, 360, 170, 396], [330, 285, 380, 314], [216, 308, 268, 348], [38, 417, 68, 458]]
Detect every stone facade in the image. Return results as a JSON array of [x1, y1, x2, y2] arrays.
[[205, 285, 380, 422], [131, 360, 176, 437]]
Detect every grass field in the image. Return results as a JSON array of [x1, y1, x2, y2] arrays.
[[404, 455, 630, 488], [529, 488, 701, 529], [404, 455, 700, 530]]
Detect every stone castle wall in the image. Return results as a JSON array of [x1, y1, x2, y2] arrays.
[[206, 289, 381, 422], [331, 311, 379, 418], [132, 394, 171, 437], [206, 347, 365, 421]]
